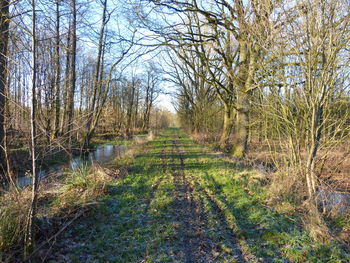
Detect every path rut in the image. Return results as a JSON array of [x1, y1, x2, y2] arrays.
[[170, 135, 246, 263]]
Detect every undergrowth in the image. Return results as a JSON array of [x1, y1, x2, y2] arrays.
[[0, 134, 150, 262], [0, 188, 31, 258], [47, 128, 349, 262], [52, 165, 114, 215]]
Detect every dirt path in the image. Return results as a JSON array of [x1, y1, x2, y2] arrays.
[[170, 136, 246, 263], [171, 138, 204, 262]]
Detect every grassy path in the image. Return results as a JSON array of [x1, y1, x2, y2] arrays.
[[48, 128, 349, 263]]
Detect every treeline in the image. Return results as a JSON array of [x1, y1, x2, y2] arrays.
[[0, 0, 169, 176], [137, 0, 350, 228]]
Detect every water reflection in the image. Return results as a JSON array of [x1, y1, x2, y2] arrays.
[[17, 144, 127, 188]]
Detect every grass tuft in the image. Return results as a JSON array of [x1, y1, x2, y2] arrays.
[[53, 165, 114, 215], [0, 188, 31, 254]]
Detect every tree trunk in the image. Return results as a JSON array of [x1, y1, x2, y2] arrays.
[[232, 91, 249, 158], [231, 40, 257, 158], [134, 86, 139, 131], [126, 81, 135, 136], [142, 80, 153, 132], [67, 0, 77, 144], [83, 0, 108, 148], [0, 0, 9, 177], [219, 103, 234, 150], [53, 0, 61, 138], [146, 101, 152, 131], [24, 0, 38, 256], [306, 105, 324, 199], [60, 24, 71, 135]]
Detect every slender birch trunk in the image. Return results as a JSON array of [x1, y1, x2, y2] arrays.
[[24, 0, 38, 256]]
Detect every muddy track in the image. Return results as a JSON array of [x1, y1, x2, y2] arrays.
[[172, 137, 231, 262], [177, 140, 247, 261], [186, 175, 250, 262], [171, 134, 248, 263], [171, 138, 203, 262]]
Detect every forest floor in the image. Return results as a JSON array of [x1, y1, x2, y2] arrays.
[[43, 128, 349, 263]]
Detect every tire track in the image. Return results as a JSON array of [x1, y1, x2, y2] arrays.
[[186, 175, 250, 262], [171, 138, 200, 262], [171, 134, 247, 263], [171, 137, 221, 262]]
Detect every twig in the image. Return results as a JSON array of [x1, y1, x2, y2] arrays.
[[24, 208, 87, 262]]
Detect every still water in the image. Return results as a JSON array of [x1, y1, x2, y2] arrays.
[[17, 144, 127, 188]]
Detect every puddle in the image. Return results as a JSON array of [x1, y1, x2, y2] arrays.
[[318, 187, 350, 213]]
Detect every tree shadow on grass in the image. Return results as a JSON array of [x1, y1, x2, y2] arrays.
[[200, 171, 302, 262]]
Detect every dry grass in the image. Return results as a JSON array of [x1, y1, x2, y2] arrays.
[[0, 188, 31, 253], [52, 165, 115, 215], [0, 166, 118, 261], [268, 171, 306, 204], [191, 132, 221, 146]]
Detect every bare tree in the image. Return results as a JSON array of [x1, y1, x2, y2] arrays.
[[67, 0, 77, 144], [142, 64, 161, 132], [53, 0, 61, 139], [24, 0, 38, 256], [0, 0, 9, 176], [145, 0, 282, 157], [83, 0, 108, 148]]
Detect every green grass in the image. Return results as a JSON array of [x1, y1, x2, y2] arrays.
[[48, 128, 350, 262]]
